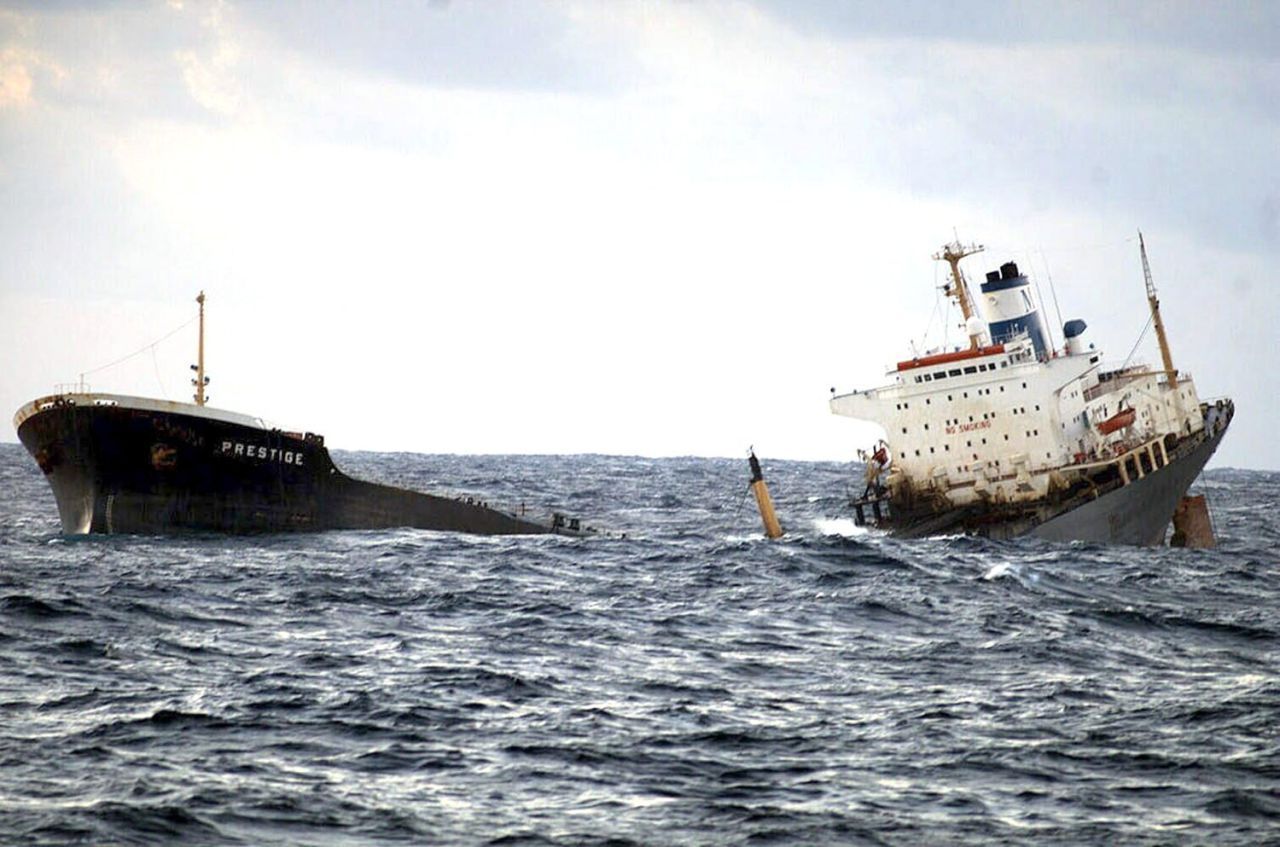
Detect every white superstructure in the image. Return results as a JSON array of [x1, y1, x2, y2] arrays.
[[830, 242, 1205, 511]]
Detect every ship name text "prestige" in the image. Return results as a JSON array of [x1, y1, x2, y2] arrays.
[[220, 441, 305, 465]]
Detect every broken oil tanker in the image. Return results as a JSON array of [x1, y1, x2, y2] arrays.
[[14, 294, 590, 537], [829, 235, 1233, 546]]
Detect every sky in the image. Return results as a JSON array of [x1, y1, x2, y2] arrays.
[[1, 1, 1277, 469]]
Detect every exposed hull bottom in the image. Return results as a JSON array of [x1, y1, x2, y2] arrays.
[[859, 400, 1233, 546], [16, 394, 583, 537]]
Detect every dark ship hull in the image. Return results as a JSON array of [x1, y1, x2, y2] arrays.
[[853, 399, 1234, 546], [15, 393, 583, 536]]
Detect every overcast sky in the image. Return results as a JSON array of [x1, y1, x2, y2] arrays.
[[2, 1, 1277, 469]]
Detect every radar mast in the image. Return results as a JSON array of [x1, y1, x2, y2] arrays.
[[933, 240, 985, 348], [192, 291, 209, 406], [1139, 232, 1176, 387]]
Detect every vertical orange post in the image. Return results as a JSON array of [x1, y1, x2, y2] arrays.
[[748, 450, 784, 539]]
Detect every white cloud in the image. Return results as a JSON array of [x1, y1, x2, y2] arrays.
[[0, 47, 35, 107], [174, 1, 243, 117], [1, 1, 1277, 469]]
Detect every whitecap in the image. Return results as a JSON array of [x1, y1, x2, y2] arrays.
[[813, 517, 867, 537], [983, 562, 1016, 580]]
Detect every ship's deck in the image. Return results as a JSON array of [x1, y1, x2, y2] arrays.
[[13, 392, 270, 432]]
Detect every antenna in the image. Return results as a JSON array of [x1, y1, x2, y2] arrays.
[[1040, 249, 1066, 353], [1028, 256, 1057, 357]]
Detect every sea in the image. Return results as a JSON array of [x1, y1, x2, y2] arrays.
[[1, 442, 1277, 845]]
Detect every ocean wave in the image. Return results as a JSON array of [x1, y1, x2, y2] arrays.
[[1, 445, 1276, 845]]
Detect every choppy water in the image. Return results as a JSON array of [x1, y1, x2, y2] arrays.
[[1, 442, 1277, 845]]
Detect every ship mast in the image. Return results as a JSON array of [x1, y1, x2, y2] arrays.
[[933, 240, 984, 348], [1139, 232, 1177, 388], [192, 291, 208, 406]]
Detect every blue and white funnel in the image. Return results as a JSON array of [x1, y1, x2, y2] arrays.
[[979, 261, 1049, 358]]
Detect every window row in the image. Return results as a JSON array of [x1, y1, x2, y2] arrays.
[[912, 359, 1008, 384]]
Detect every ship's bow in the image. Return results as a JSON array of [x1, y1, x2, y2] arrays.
[[16, 399, 98, 533]]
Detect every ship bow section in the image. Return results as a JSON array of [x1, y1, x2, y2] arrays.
[[17, 400, 95, 533], [16, 394, 332, 534], [14, 393, 575, 536]]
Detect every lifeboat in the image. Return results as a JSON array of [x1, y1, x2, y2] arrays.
[[1096, 407, 1136, 435]]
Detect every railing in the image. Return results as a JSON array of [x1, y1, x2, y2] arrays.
[[1082, 366, 1151, 402], [1156, 370, 1191, 387], [1083, 366, 1194, 402]]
